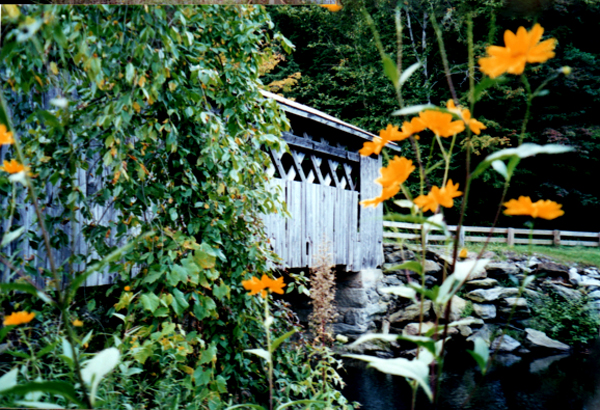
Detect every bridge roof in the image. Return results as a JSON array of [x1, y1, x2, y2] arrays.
[[260, 89, 401, 153]]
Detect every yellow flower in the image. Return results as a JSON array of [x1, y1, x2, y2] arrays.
[[360, 157, 415, 208], [445, 100, 486, 135], [73, 319, 84, 327], [0, 125, 14, 145], [418, 110, 465, 138], [478, 24, 556, 79], [124, 286, 131, 291], [459, 248, 468, 259], [4, 311, 35, 326], [360, 124, 402, 156], [414, 180, 462, 213], [0, 159, 29, 175], [321, 3, 342, 11], [503, 196, 564, 220], [242, 275, 286, 298]]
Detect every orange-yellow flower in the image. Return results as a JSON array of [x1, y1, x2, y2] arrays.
[[0, 125, 14, 145], [445, 100, 486, 135], [478, 24, 556, 79], [321, 3, 342, 11], [242, 275, 286, 298], [418, 110, 465, 138], [124, 286, 131, 291], [360, 124, 401, 156], [400, 117, 426, 138], [72, 319, 84, 327], [360, 157, 415, 208], [414, 179, 463, 213], [459, 248, 468, 259], [0, 159, 29, 174], [4, 311, 35, 326], [503, 196, 564, 220]]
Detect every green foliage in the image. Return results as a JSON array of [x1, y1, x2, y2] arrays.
[[0, 4, 353, 409], [527, 289, 600, 346]]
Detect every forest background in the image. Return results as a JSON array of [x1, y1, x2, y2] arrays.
[[263, 0, 600, 232]]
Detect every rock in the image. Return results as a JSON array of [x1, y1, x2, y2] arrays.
[[458, 325, 473, 337], [386, 249, 415, 264], [528, 256, 541, 268], [545, 282, 582, 301], [336, 288, 368, 308], [332, 323, 369, 335], [466, 287, 518, 303], [536, 262, 570, 280], [466, 265, 488, 281], [466, 278, 498, 289], [403, 322, 435, 336], [579, 276, 600, 290], [424, 260, 441, 274], [515, 262, 533, 274], [502, 297, 528, 308], [424, 275, 438, 286], [583, 268, 600, 278], [486, 262, 520, 276], [473, 303, 497, 320], [434, 296, 468, 322], [467, 324, 496, 346], [588, 290, 600, 300], [529, 354, 569, 373], [568, 267, 581, 286], [524, 328, 570, 351], [389, 300, 432, 323], [491, 334, 521, 352], [466, 287, 504, 303], [517, 347, 531, 355]]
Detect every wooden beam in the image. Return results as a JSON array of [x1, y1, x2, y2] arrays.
[[268, 147, 288, 180], [282, 132, 360, 162]]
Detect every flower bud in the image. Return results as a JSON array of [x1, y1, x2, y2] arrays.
[[336, 334, 349, 343], [561, 66, 572, 75]]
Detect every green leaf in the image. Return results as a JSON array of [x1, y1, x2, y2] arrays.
[[140, 293, 160, 312], [0, 368, 18, 392], [168, 265, 188, 287], [193, 243, 217, 269], [171, 288, 189, 316], [380, 285, 417, 300], [225, 404, 265, 410], [1, 226, 25, 247], [244, 348, 271, 363], [391, 104, 435, 116], [133, 342, 154, 365], [0, 381, 84, 407], [0, 326, 15, 343], [126, 63, 135, 83], [468, 337, 490, 375], [14, 401, 64, 409], [36, 110, 62, 129], [52, 24, 68, 48], [199, 344, 217, 365], [344, 354, 432, 401], [270, 329, 296, 353], [276, 400, 327, 410], [386, 261, 423, 275], [491, 160, 508, 179], [471, 143, 574, 179], [399, 62, 421, 87], [81, 347, 120, 406], [382, 54, 399, 89]]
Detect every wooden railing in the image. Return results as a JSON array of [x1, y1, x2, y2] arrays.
[[383, 221, 600, 247]]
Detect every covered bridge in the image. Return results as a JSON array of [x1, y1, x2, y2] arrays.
[[260, 90, 392, 273]]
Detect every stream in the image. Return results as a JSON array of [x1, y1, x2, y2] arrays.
[[341, 343, 600, 409]]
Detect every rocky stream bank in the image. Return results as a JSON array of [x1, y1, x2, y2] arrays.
[[335, 244, 600, 358]]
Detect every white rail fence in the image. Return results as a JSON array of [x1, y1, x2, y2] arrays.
[[383, 221, 600, 247]]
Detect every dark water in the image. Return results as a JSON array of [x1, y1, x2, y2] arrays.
[[342, 345, 600, 410]]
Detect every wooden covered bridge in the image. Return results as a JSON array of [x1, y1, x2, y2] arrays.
[[0, 90, 390, 287]]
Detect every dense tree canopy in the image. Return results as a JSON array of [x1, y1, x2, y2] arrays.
[[265, 0, 600, 231]]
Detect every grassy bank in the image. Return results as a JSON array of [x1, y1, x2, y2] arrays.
[[469, 243, 600, 267]]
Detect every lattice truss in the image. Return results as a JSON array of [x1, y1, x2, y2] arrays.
[[267, 132, 359, 191]]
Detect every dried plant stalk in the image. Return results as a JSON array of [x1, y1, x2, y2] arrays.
[[308, 238, 338, 345]]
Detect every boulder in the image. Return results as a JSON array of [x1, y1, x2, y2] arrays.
[[527, 256, 541, 268], [434, 295, 468, 322], [579, 276, 600, 290], [583, 268, 600, 278], [389, 300, 432, 323], [466, 278, 498, 289], [467, 324, 496, 346], [403, 321, 435, 336], [545, 282, 582, 301], [458, 325, 473, 337], [502, 297, 528, 308], [568, 267, 581, 286], [491, 334, 521, 352], [588, 290, 600, 300], [494, 354, 521, 367], [473, 303, 496, 320], [386, 249, 415, 264], [524, 328, 570, 351], [424, 260, 441, 274], [535, 262, 570, 280], [485, 262, 520, 276], [466, 287, 519, 303]]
